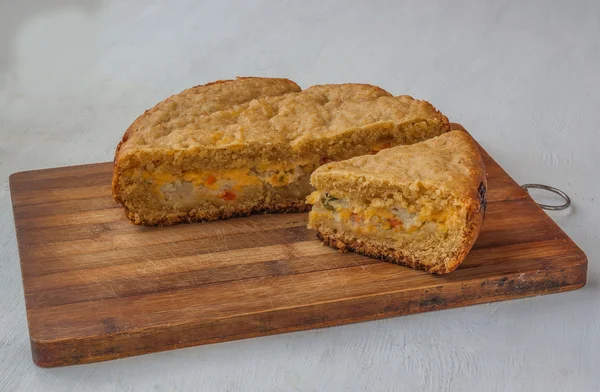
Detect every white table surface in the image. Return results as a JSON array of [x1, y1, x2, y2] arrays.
[[1, 0, 599, 391]]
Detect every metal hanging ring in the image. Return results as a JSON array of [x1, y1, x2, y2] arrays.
[[520, 184, 571, 211]]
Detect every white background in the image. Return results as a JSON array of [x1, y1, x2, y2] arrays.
[[1, 0, 599, 391]]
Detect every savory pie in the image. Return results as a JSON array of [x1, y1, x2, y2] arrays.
[[112, 77, 450, 226]]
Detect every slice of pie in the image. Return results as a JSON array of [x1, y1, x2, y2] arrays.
[[306, 130, 487, 274], [112, 77, 450, 226]]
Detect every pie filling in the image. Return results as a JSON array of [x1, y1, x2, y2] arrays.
[[135, 161, 318, 207], [307, 192, 450, 237]]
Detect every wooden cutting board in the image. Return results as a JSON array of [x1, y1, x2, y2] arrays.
[[9, 124, 587, 367]]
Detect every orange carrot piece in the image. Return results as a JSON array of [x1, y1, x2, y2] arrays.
[[389, 218, 403, 229], [205, 175, 217, 185], [220, 190, 236, 201]]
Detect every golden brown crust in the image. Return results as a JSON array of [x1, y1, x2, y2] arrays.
[[315, 228, 445, 274], [315, 225, 472, 274], [115, 85, 447, 157], [122, 199, 310, 227], [310, 130, 486, 205]]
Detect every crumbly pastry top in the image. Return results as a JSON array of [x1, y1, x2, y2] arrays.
[[116, 77, 448, 158], [311, 131, 485, 198]]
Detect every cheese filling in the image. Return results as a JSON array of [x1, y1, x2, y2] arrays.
[[137, 162, 316, 205], [307, 192, 449, 236]]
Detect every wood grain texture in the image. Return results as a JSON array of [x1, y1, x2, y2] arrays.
[[9, 124, 587, 368]]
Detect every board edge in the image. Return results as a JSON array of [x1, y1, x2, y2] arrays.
[[29, 259, 587, 368]]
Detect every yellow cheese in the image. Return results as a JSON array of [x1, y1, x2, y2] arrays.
[[313, 200, 450, 237], [339, 209, 353, 220], [143, 168, 262, 190], [306, 191, 321, 205], [364, 207, 395, 220]]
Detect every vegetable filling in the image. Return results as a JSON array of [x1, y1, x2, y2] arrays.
[[137, 162, 317, 206], [308, 192, 450, 236]]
